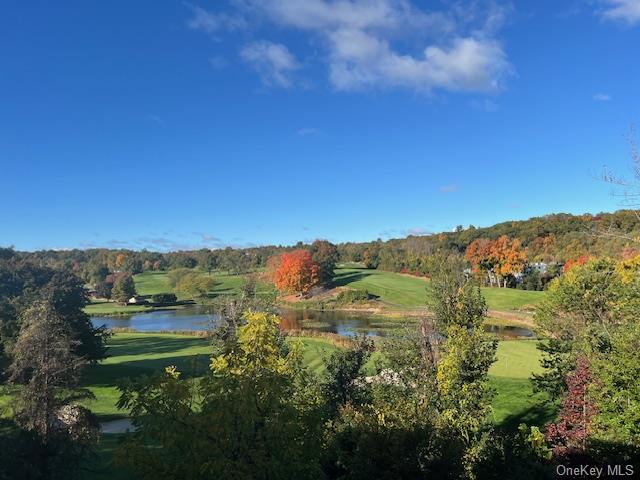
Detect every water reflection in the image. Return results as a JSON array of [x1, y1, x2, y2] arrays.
[[91, 307, 534, 339]]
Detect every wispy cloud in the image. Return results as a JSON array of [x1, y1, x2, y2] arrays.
[[600, 0, 640, 25], [471, 98, 499, 112], [186, 3, 246, 33], [593, 93, 612, 101], [379, 226, 433, 239], [148, 114, 166, 127], [78, 232, 246, 252], [298, 127, 320, 136], [187, 1, 513, 94], [240, 41, 299, 88], [406, 227, 431, 236], [439, 184, 458, 193]]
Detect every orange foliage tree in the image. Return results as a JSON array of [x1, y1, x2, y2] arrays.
[[273, 250, 319, 296], [491, 235, 527, 286], [465, 238, 495, 274], [465, 236, 527, 287]]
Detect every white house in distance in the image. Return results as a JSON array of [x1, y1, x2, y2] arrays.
[[128, 295, 147, 305]]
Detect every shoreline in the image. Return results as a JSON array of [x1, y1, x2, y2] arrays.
[[86, 300, 535, 327]]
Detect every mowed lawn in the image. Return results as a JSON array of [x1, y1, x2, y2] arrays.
[[489, 340, 555, 428], [333, 267, 545, 311]]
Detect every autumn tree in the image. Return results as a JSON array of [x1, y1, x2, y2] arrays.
[[265, 253, 282, 282], [309, 240, 339, 286], [465, 238, 495, 277], [362, 243, 380, 269], [273, 250, 319, 296], [465, 236, 526, 287], [545, 356, 597, 457]]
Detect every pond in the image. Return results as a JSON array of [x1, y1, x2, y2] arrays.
[[91, 306, 535, 339]]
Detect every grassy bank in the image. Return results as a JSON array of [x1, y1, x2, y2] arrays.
[[332, 267, 544, 312]]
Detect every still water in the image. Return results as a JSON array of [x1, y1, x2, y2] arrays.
[[91, 306, 534, 339]]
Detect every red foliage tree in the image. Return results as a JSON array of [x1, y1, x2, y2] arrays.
[[273, 250, 319, 296], [545, 356, 597, 456], [562, 255, 591, 273]]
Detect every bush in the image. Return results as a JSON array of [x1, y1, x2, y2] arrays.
[[336, 289, 370, 305], [151, 293, 177, 304]]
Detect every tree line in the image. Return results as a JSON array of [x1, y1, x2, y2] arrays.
[[2, 210, 639, 289]]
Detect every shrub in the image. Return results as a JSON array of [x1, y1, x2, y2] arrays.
[[151, 293, 177, 304], [336, 289, 370, 305]]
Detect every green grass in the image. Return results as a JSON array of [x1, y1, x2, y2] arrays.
[[82, 333, 212, 420], [135, 270, 274, 299], [333, 267, 545, 311], [133, 271, 172, 295], [488, 340, 555, 428], [481, 288, 544, 311], [84, 302, 183, 316]]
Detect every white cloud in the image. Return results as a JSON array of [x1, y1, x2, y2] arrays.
[[251, 0, 511, 92], [601, 0, 640, 24], [329, 35, 509, 92], [240, 41, 299, 87], [593, 92, 612, 101], [188, 0, 513, 94]]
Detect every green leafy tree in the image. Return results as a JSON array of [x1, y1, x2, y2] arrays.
[[322, 336, 373, 415], [175, 273, 217, 299], [111, 274, 136, 304], [589, 321, 640, 449], [533, 258, 640, 399]]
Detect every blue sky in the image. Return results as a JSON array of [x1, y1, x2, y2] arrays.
[[1, 0, 639, 251]]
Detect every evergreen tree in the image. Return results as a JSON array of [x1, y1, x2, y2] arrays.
[[9, 302, 98, 479]]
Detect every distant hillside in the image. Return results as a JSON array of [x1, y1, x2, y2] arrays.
[[2, 210, 639, 282], [336, 210, 640, 272]]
